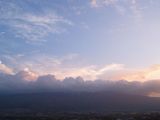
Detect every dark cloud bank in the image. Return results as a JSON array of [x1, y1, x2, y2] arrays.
[[0, 70, 160, 96], [1, 70, 160, 113]]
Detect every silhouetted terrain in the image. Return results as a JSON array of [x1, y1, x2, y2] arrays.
[[1, 112, 160, 120], [0, 92, 160, 113]]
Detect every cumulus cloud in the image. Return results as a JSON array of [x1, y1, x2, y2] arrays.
[[1, 69, 160, 97], [15, 68, 38, 81], [3, 54, 160, 96]]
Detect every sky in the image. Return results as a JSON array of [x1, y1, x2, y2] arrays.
[[1, 0, 160, 81]]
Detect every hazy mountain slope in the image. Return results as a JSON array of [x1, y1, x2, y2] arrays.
[[0, 92, 160, 113]]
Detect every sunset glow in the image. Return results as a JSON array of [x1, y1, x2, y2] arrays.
[[0, 0, 160, 89]]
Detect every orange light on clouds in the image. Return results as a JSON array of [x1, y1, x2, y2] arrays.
[[119, 65, 160, 81]]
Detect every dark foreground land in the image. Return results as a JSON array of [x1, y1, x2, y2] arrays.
[[1, 92, 160, 119], [1, 112, 160, 120]]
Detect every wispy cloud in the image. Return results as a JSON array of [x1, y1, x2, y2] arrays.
[[90, 0, 117, 8], [0, 1, 72, 43], [129, 0, 142, 23], [119, 65, 160, 81], [90, 0, 143, 22], [90, 0, 98, 7], [1, 54, 124, 80], [3, 53, 160, 81]]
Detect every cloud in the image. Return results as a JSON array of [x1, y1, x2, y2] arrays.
[[2, 54, 126, 80], [129, 0, 142, 23], [90, 0, 98, 7], [3, 54, 160, 81], [1, 59, 160, 96], [90, 0, 143, 22], [90, 0, 127, 17], [10, 14, 72, 43], [15, 68, 38, 81], [2, 54, 97, 80], [115, 65, 160, 81], [90, 0, 117, 8], [0, 61, 13, 74], [0, 1, 72, 43], [1, 69, 160, 97]]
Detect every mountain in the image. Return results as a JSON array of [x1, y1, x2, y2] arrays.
[[0, 92, 160, 113]]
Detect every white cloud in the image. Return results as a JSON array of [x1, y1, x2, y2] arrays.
[[90, 0, 98, 7], [4, 53, 160, 82], [90, 0, 117, 8], [15, 68, 38, 81], [0, 60, 13, 74], [90, 0, 143, 22], [0, 1, 72, 43], [129, 0, 142, 23]]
